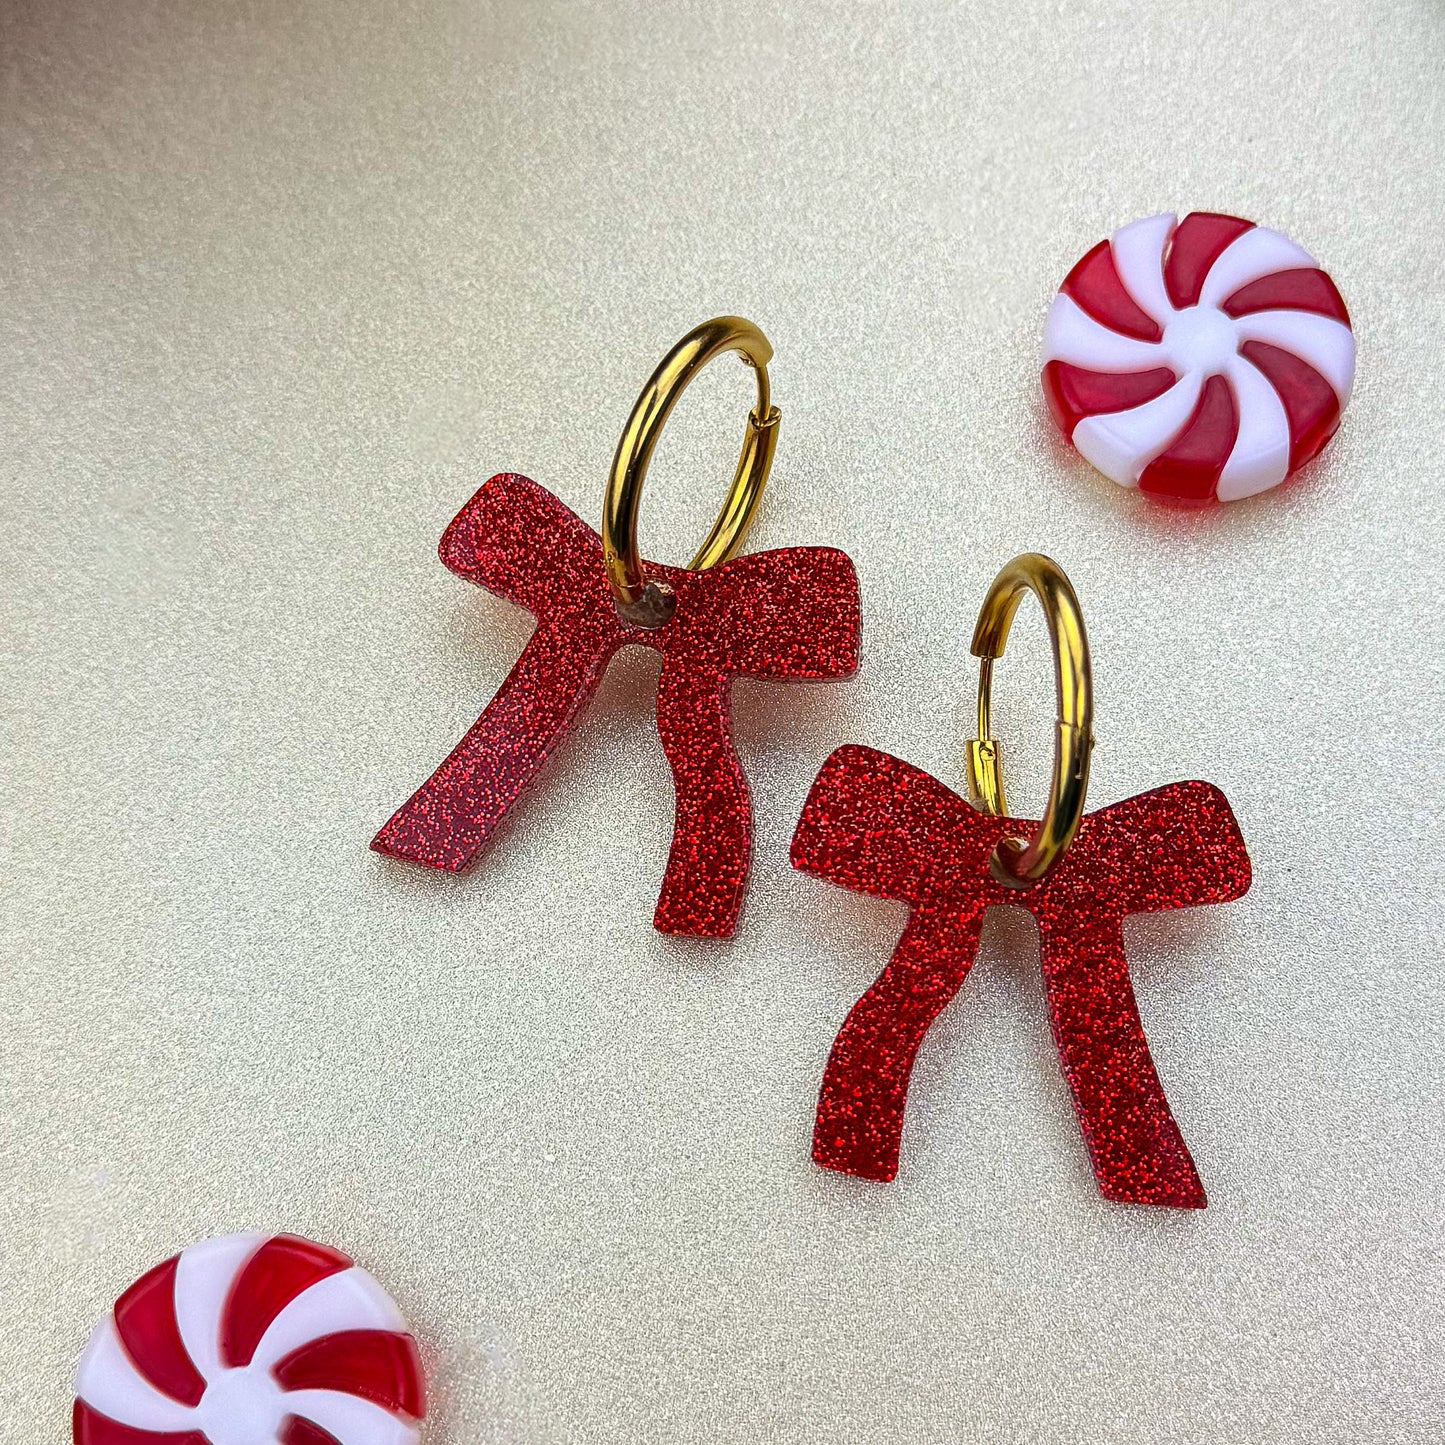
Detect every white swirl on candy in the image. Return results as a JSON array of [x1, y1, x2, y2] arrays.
[[73, 1232, 425, 1445], [1042, 212, 1354, 502]]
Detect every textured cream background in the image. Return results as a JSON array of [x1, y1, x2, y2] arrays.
[[2, 1, 1442, 1441]]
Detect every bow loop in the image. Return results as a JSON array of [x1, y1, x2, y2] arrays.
[[439, 473, 607, 618], [1078, 781, 1252, 914], [675, 547, 861, 679], [792, 746, 992, 906]]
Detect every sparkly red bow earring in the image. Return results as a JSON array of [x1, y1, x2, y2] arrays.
[[790, 555, 1251, 1207], [373, 318, 860, 937]]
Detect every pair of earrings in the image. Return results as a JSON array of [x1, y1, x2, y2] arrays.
[[371, 317, 1251, 1208], [76, 210, 1359, 1444]]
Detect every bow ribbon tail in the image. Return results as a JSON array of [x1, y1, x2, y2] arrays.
[[371, 622, 612, 872], [652, 658, 751, 938], [1037, 912, 1207, 1208], [813, 903, 985, 1181]]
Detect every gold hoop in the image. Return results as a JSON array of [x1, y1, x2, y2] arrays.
[[964, 554, 1094, 889], [602, 317, 779, 626]]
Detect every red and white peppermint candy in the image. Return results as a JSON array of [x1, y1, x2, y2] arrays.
[[1042, 212, 1354, 502], [73, 1233, 425, 1445]]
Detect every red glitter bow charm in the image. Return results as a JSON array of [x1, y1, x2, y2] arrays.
[[373, 473, 860, 937], [791, 745, 1251, 1207]]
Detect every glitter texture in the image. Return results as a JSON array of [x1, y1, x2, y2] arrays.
[[791, 746, 1252, 1206], [371, 473, 860, 937], [4, 1, 1443, 1440]]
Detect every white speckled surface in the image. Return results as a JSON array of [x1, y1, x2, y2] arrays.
[[2, 1, 1442, 1440]]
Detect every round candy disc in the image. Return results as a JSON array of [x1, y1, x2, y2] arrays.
[[73, 1232, 425, 1445], [1042, 212, 1354, 503]]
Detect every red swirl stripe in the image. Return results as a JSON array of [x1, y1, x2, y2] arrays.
[[218, 1235, 352, 1370], [1041, 362, 1177, 437], [280, 1420, 345, 1445], [272, 1330, 425, 1417], [1240, 340, 1342, 471], [1139, 373, 1239, 502], [1061, 239, 1162, 342], [1223, 266, 1350, 322], [72, 1402, 207, 1445], [112, 1257, 206, 1408], [1162, 211, 1254, 309]]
